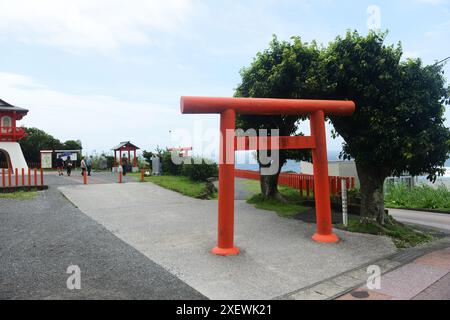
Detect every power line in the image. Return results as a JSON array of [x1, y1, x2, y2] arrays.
[[434, 56, 450, 65]]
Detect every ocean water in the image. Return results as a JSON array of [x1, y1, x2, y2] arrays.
[[236, 160, 302, 173]]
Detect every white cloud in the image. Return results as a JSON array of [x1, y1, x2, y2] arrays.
[[0, 0, 193, 52], [0, 71, 192, 154]]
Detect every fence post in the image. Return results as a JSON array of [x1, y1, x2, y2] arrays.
[[299, 177, 303, 197], [141, 169, 145, 182], [34, 168, 37, 186], [341, 179, 348, 227], [119, 171, 122, 184], [2, 168, 5, 187], [83, 169, 87, 185], [306, 179, 310, 198], [22, 168, 25, 186], [28, 168, 31, 186], [15, 168, 19, 186], [8, 168, 12, 187]]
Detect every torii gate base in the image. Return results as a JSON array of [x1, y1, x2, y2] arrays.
[[181, 97, 355, 256]]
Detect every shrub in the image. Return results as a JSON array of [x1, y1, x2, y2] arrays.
[[385, 183, 450, 211], [161, 150, 183, 176], [181, 157, 218, 182]]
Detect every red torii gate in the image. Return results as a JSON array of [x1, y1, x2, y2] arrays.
[[168, 146, 193, 157], [181, 96, 355, 256]]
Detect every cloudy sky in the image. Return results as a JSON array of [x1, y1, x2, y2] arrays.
[[0, 0, 449, 159]]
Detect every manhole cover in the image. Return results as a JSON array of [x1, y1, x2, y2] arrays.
[[350, 291, 370, 299]]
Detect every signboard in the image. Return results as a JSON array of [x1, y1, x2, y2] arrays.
[[40, 152, 52, 169], [56, 152, 78, 162]]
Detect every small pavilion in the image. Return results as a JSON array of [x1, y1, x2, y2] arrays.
[[112, 141, 140, 169]]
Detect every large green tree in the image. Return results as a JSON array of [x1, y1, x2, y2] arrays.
[[19, 127, 83, 163], [323, 31, 450, 224], [236, 31, 450, 225], [19, 127, 64, 163], [235, 36, 320, 200]]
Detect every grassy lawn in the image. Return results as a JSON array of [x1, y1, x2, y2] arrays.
[[385, 184, 450, 213], [245, 180, 311, 218], [0, 191, 37, 200], [336, 217, 435, 249], [130, 173, 217, 199], [240, 178, 314, 199]]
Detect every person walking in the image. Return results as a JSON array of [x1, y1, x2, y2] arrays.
[[56, 156, 64, 176], [86, 156, 93, 176], [80, 157, 87, 177], [65, 156, 73, 176]]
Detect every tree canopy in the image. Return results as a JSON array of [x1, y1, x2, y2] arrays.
[[322, 31, 450, 223], [235, 36, 321, 199], [19, 127, 82, 163], [235, 31, 450, 223]]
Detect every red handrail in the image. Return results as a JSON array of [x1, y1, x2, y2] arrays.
[[0, 126, 27, 141], [235, 169, 356, 196]]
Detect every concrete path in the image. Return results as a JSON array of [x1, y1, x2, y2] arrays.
[[0, 174, 205, 300], [338, 245, 450, 300], [44, 170, 137, 186], [389, 208, 450, 233], [59, 182, 397, 300]]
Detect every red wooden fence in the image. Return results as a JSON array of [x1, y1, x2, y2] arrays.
[[0, 167, 45, 189], [235, 169, 356, 197]]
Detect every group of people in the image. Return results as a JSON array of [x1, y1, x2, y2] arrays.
[[55, 155, 93, 177]]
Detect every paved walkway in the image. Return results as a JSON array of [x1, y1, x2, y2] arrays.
[[59, 181, 397, 300], [389, 208, 450, 233], [0, 174, 205, 299], [44, 170, 137, 186], [337, 244, 450, 300]]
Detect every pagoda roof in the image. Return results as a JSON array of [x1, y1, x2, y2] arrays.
[[0, 99, 29, 113], [112, 141, 140, 151]]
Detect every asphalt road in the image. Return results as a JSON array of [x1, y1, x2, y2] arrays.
[[0, 173, 206, 300], [389, 208, 450, 233]]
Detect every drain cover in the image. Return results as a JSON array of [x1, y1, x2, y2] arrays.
[[350, 291, 370, 299]]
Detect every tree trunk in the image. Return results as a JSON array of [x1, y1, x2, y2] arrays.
[[259, 161, 285, 202], [356, 162, 387, 225], [260, 172, 280, 197]]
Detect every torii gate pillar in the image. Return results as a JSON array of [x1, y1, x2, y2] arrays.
[[310, 110, 338, 242], [213, 108, 240, 255]]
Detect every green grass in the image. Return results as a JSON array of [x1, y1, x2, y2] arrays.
[[240, 178, 314, 200], [246, 184, 311, 218], [385, 183, 450, 213], [131, 174, 217, 199], [336, 217, 435, 249], [0, 191, 37, 200], [239, 179, 262, 195]]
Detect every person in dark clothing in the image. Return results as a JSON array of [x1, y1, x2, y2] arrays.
[[86, 156, 93, 176], [65, 156, 73, 176], [56, 156, 64, 176]]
